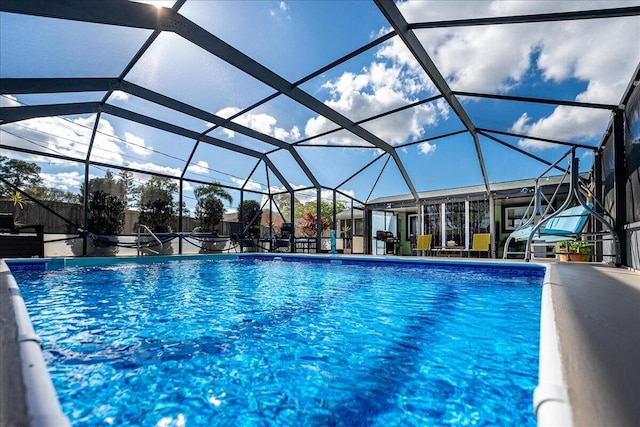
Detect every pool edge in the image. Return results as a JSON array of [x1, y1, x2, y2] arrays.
[[534, 265, 574, 426], [2, 254, 553, 425], [0, 260, 71, 427]]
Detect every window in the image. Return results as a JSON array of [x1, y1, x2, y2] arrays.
[[470, 199, 490, 234], [423, 204, 441, 247], [407, 214, 417, 240], [503, 206, 530, 231], [445, 200, 465, 247]]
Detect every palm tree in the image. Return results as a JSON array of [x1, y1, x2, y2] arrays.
[[194, 182, 232, 204], [193, 182, 233, 233]]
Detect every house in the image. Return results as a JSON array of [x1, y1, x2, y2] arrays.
[[365, 174, 579, 257]]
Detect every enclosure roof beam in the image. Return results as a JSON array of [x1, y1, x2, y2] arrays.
[[453, 91, 619, 110], [0, 101, 291, 192], [0, 0, 416, 200], [1, 144, 267, 196], [0, 77, 315, 190], [0, 77, 120, 94], [118, 83, 318, 189], [409, 6, 640, 29], [101, 105, 293, 193], [126, 82, 292, 148], [478, 128, 598, 151], [0, 102, 101, 124], [375, 0, 491, 195], [477, 131, 568, 174]]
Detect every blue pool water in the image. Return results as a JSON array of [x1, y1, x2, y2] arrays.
[[14, 257, 544, 426]]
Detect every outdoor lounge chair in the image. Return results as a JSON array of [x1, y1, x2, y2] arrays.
[[510, 204, 591, 242], [503, 204, 592, 259], [273, 223, 292, 252], [468, 233, 491, 257], [229, 221, 256, 252], [415, 234, 432, 256]]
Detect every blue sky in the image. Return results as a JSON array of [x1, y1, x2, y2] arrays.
[[1, 0, 639, 211]]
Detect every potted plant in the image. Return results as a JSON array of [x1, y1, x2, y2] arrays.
[[555, 240, 594, 262]]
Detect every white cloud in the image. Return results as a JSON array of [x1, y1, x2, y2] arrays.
[[84, 116, 125, 164], [126, 162, 181, 177], [182, 181, 194, 192], [581, 150, 594, 160], [1, 112, 124, 164], [215, 107, 300, 141], [512, 107, 611, 150], [215, 107, 238, 120], [398, 1, 640, 149], [269, 1, 291, 19], [187, 160, 210, 175], [124, 131, 152, 155], [0, 94, 19, 107], [304, 57, 445, 146], [231, 177, 262, 191], [1, 105, 166, 173], [271, 1, 291, 19], [418, 142, 436, 155], [40, 171, 83, 192], [110, 91, 129, 101]]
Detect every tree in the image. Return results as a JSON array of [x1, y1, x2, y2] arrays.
[[33, 187, 80, 204], [298, 211, 330, 237], [80, 173, 127, 235], [0, 157, 85, 204], [192, 183, 232, 233], [80, 171, 127, 202], [195, 195, 224, 233], [272, 192, 347, 224], [194, 182, 232, 204], [87, 191, 126, 235], [137, 176, 177, 233], [239, 199, 262, 237], [0, 156, 43, 197], [299, 200, 345, 228], [117, 170, 136, 207]]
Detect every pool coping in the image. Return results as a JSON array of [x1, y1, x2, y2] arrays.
[[534, 269, 573, 426], [0, 260, 71, 427], [2, 254, 564, 426]]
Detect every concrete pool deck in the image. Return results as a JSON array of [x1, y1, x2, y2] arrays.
[[547, 263, 640, 427], [1, 256, 638, 426]]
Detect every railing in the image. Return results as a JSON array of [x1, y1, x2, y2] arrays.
[[137, 225, 163, 256]]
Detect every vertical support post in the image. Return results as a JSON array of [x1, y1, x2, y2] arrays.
[[269, 196, 273, 241], [82, 162, 90, 257], [332, 190, 337, 236], [239, 191, 244, 233], [594, 150, 603, 261], [290, 191, 295, 252], [178, 179, 183, 255], [464, 200, 470, 250], [489, 194, 495, 258], [612, 108, 627, 266], [316, 189, 322, 252], [349, 199, 354, 252], [83, 111, 101, 257], [440, 202, 446, 248], [364, 207, 371, 254]]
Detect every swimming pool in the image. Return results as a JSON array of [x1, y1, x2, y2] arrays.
[[12, 255, 544, 426]]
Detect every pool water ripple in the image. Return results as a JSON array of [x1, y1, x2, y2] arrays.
[[14, 258, 543, 426]]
